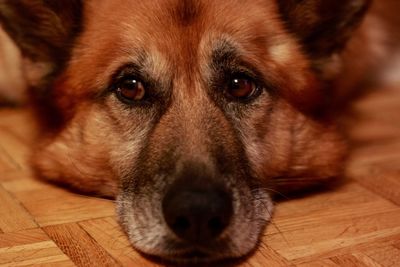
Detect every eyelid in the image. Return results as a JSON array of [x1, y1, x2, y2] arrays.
[[115, 75, 146, 90], [232, 64, 272, 89], [108, 63, 145, 88], [236, 69, 277, 95], [108, 68, 155, 100], [213, 59, 268, 89]]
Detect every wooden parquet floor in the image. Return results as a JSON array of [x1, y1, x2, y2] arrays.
[[0, 86, 399, 266]]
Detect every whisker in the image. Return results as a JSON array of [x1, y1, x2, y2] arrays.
[[251, 187, 291, 200], [253, 192, 290, 247]]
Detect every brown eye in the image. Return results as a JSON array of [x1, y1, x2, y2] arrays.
[[226, 76, 260, 100], [116, 78, 146, 103]]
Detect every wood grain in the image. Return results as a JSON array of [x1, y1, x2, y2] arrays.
[[44, 223, 118, 266], [0, 185, 37, 233], [79, 217, 161, 267], [2, 178, 115, 227], [0, 84, 399, 266], [0, 229, 73, 266]]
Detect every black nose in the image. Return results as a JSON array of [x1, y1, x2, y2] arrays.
[[162, 178, 233, 244]]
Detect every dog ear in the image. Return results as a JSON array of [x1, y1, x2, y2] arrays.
[[278, 0, 371, 59], [0, 0, 83, 81]]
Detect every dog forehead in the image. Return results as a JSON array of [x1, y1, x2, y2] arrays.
[[171, 0, 203, 27], [85, 0, 280, 45], [69, 0, 297, 96]]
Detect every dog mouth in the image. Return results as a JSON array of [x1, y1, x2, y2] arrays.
[[117, 162, 274, 263], [119, 195, 273, 263]]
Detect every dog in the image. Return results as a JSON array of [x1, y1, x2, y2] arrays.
[[0, 0, 398, 263]]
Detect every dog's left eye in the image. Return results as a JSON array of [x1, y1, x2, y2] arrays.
[[226, 76, 261, 101], [115, 77, 146, 104]]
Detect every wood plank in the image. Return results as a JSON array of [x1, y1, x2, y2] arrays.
[[273, 232, 400, 265], [268, 183, 399, 236], [350, 253, 382, 267], [269, 204, 400, 236], [0, 241, 66, 265], [361, 245, 400, 267], [0, 109, 37, 143], [0, 169, 31, 182], [0, 141, 20, 173], [0, 229, 48, 248], [0, 127, 30, 171], [0, 184, 37, 232], [0, 229, 73, 266], [350, 170, 400, 206], [296, 259, 339, 267], [1, 257, 75, 267], [273, 182, 380, 219], [348, 120, 400, 144], [244, 243, 293, 267], [330, 254, 381, 267], [79, 217, 161, 267], [263, 180, 400, 264], [0, 152, 16, 173], [44, 223, 118, 266], [2, 178, 114, 227], [348, 141, 400, 170]]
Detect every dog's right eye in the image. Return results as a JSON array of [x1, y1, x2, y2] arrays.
[[115, 77, 146, 104], [224, 75, 262, 102]]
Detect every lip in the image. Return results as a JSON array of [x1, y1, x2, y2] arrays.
[[154, 249, 247, 266], [156, 249, 218, 264], [175, 250, 211, 260]]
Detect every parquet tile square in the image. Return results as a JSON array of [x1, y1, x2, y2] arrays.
[[2, 178, 115, 227], [0, 184, 37, 233], [44, 223, 118, 266], [361, 245, 400, 267], [0, 229, 73, 266], [79, 218, 161, 266]]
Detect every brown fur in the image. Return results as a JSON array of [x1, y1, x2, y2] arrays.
[[0, 0, 398, 263]]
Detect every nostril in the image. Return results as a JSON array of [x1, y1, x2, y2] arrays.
[[208, 216, 226, 236], [173, 216, 191, 233]]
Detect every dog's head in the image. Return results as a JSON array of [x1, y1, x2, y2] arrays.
[[0, 0, 370, 262]]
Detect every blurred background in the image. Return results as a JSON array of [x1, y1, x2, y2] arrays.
[[0, 26, 26, 104]]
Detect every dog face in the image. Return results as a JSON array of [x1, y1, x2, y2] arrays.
[[0, 0, 370, 262]]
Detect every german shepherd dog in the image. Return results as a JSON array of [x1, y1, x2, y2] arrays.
[[0, 0, 398, 263]]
